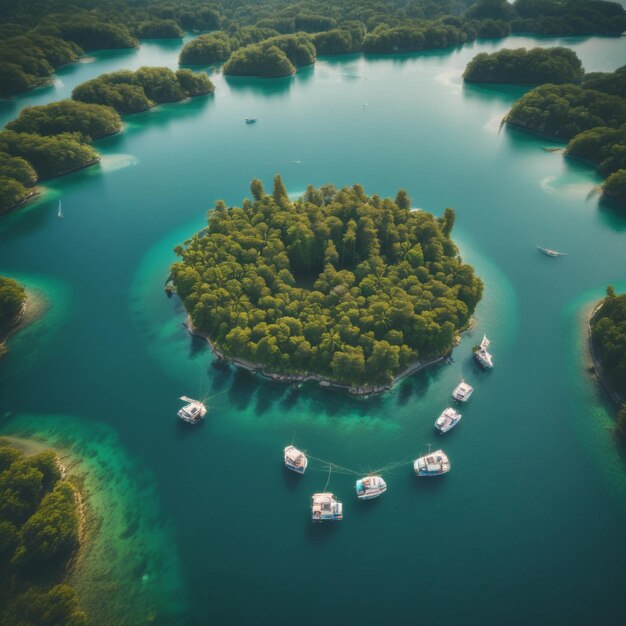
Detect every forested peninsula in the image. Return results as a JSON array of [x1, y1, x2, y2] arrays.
[[0, 438, 86, 625], [590, 288, 626, 437], [463, 47, 583, 85], [0, 276, 26, 358], [2, 0, 625, 92], [171, 177, 482, 390], [503, 65, 626, 206], [0, 68, 213, 214]]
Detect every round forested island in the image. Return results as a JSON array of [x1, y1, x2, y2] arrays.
[[171, 177, 483, 390]]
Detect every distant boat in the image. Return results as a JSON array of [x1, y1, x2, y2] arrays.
[[284, 445, 308, 474], [177, 396, 207, 424], [537, 245, 567, 257], [434, 407, 462, 434], [355, 475, 387, 500], [245, 118, 257, 124], [474, 334, 494, 369], [57, 200, 63, 218], [452, 379, 474, 402], [413, 449, 451, 477], [311, 493, 343, 522]]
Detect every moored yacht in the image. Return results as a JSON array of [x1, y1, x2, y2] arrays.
[[177, 396, 207, 424], [284, 445, 308, 474], [413, 450, 451, 476], [474, 334, 494, 369], [434, 408, 462, 434], [355, 475, 387, 500], [452, 379, 474, 402], [311, 493, 343, 521]]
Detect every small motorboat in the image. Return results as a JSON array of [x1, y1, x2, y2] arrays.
[[434, 408, 462, 434], [537, 245, 567, 257], [414, 450, 451, 476], [245, 117, 257, 124], [177, 396, 207, 424], [474, 334, 493, 369], [355, 475, 387, 500], [311, 493, 343, 522], [452, 379, 474, 402], [284, 445, 308, 474]]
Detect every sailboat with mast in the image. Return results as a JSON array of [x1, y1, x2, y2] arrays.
[[57, 200, 63, 218], [474, 334, 493, 369]]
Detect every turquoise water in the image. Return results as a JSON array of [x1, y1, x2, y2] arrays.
[[1, 35, 626, 625]]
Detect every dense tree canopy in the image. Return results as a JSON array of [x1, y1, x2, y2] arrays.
[[72, 66, 214, 113], [223, 34, 316, 77], [464, 47, 584, 84], [565, 124, 626, 177], [179, 32, 233, 65], [505, 84, 626, 140], [602, 170, 626, 206], [136, 19, 184, 39], [0, 131, 98, 180], [582, 65, 626, 99], [0, 276, 26, 336], [171, 177, 482, 387], [592, 288, 626, 398], [0, 153, 38, 215], [6, 100, 122, 140], [0, 440, 85, 625]]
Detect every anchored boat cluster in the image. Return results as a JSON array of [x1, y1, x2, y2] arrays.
[[283, 338, 494, 523]]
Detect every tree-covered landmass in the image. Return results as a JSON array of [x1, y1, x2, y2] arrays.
[[0, 276, 26, 356], [36, 17, 137, 51], [179, 32, 233, 65], [72, 66, 213, 113], [618, 404, 626, 437], [313, 25, 365, 54], [0, 152, 38, 215], [6, 100, 122, 140], [171, 177, 482, 388], [565, 124, 626, 177], [582, 65, 626, 99], [505, 84, 626, 140], [223, 34, 316, 77], [136, 19, 184, 39], [602, 169, 626, 206], [0, 131, 99, 180], [362, 22, 468, 53], [0, 440, 86, 625], [0, 35, 82, 97], [591, 288, 626, 400], [463, 47, 583, 84]]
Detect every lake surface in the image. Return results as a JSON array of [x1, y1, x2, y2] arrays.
[[1, 35, 625, 626]]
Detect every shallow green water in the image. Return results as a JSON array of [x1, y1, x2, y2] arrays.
[[1, 35, 626, 625]]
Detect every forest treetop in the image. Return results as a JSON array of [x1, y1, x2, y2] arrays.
[[171, 176, 483, 388]]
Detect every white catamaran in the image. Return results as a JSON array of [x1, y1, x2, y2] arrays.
[[284, 445, 308, 474], [452, 379, 474, 402], [311, 493, 343, 522], [177, 396, 207, 424], [355, 475, 387, 500], [537, 245, 567, 257], [434, 407, 462, 434], [413, 449, 451, 477], [474, 334, 494, 369]]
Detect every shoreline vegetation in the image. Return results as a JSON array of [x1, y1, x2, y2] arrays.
[[0, 68, 214, 215], [1, 0, 624, 95], [460, 48, 626, 207], [185, 313, 468, 395], [171, 177, 482, 392], [589, 288, 626, 436], [0, 276, 27, 358], [0, 436, 87, 625]]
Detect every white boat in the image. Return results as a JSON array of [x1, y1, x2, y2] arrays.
[[452, 379, 474, 402], [413, 449, 451, 477], [355, 475, 387, 500], [57, 200, 63, 218], [311, 493, 343, 522], [434, 407, 462, 434], [537, 245, 567, 257], [474, 334, 493, 369], [284, 445, 308, 474], [177, 396, 207, 424]]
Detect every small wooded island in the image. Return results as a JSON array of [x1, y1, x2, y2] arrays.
[[0, 276, 27, 358], [590, 287, 626, 436], [171, 177, 483, 390], [0, 438, 86, 625]]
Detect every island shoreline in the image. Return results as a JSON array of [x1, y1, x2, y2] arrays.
[[185, 313, 466, 396]]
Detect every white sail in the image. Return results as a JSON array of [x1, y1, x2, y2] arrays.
[[480, 334, 490, 349], [57, 200, 63, 218]]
